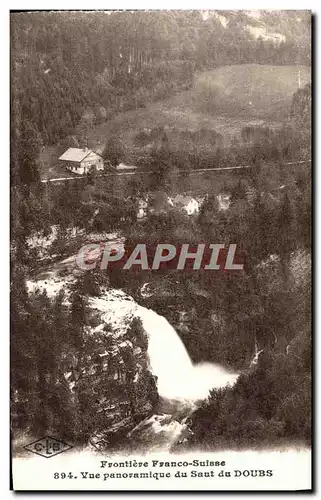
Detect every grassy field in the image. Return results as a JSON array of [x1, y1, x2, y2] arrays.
[[86, 64, 310, 145], [40, 64, 310, 179], [192, 64, 311, 121]]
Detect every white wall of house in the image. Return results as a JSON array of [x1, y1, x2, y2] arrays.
[[137, 199, 148, 219], [66, 163, 85, 175], [217, 193, 231, 211], [64, 153, 104, 175], [80, 152, 104, 172], [184, 199, 199, 215]]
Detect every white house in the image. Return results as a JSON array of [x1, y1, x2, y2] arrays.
[[59, 147, 104, 175], [137, 198, 148, 219], [217, 193, 232, 211], [172, 194, 200, 215]]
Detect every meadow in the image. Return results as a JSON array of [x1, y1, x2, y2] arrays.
[[86, 64, 310, 146], [39, 64, 310, 180]]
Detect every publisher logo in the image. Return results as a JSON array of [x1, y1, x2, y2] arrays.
[[24, 436, 73, 458]]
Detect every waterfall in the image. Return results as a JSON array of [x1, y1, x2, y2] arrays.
[[28, 267, 238, 404], [136, 306, 238, 401]]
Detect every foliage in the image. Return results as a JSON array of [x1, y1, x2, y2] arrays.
[[102, 135, 126, 166], [189, 331, 311, 448], [10, 13, 311, 450], [11, 11, 310, 153]]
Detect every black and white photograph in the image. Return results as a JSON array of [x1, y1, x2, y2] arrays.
[[10, 9, 312, 491]]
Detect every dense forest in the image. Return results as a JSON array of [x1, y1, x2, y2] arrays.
[[11, 82, 311, 448], [10, 81, 311, 247], [11, 11, 310, 156], [11, 11, 311, 451]]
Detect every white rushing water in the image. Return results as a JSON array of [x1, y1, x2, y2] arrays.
[[136, 306, 238, 401], [28, 255, 238, 404], [27, 274, 238, 450]]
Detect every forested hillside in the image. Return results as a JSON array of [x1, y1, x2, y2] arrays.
[[10, 11, 312, 454], [11, 10, 310, 150]]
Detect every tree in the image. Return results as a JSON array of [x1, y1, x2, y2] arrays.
[[290, 83, 311, 155], [149, 132, 172, 190], [12, 121, 41, 186], [277, 190, 296, 280], [57, 135, 79, 156], [102, 135, 126, 166]]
